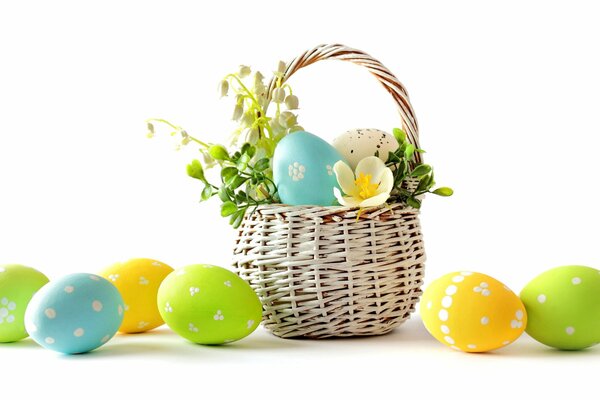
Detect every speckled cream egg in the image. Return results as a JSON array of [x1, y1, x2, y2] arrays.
[[332, 128, 399, 169], [157, 264, 262, 345], [273, 131, 346, 206], [421, 271, 527, 352], [520, 265, 600, 350], [25, 273, 124, 354], [100, 258, 173, 333], [0, 264, 49, 342]]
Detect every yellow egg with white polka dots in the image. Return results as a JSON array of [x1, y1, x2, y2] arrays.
[[100, 258, 173, 333], [420, 271, 527, 353]]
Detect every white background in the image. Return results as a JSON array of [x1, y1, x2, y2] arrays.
[[1, 0, 598, 398]]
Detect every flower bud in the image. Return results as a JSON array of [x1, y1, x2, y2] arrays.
[[243, 128, 259, 144], [232, 104, 243, 121], [201, 150, 217, 168], [270, 117, 282, 133], [239, 65, 251, 78], [284, 95, 299, 110], [277, 61, 286, 74], [278, 111, 297, 129], [272, 87, 286, 103], [208, 144, 229, 161], [254, 71, 265, 88], [218, 80, 229, 97], [241, 111, 254, 127]]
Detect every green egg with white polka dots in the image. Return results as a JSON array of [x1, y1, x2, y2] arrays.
[[0, 264, 49, 342], [520, 265, 600, 350], [157, 264, 262, 345]]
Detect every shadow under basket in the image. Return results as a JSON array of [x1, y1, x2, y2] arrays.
[[232, 203, 426, 339]]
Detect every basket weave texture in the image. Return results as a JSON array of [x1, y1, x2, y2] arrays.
[[232, 44, 426, 338]]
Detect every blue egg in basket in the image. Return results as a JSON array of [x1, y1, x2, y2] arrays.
[[24, 273, 124, 354], [273, 131, 346, 206]]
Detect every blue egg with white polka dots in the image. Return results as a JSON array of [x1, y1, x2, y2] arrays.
[[24, 273, 124, 354], [273, 131, 346, 206]]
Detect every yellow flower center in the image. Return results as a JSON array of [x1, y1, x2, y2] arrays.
[[355, 173, 379, 199]]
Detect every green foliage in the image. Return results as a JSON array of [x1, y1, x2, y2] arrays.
[[386, 128, 453, 209], [187, 142, 278, 228], [186, 159, 206, 182], [147, 62, 299, 228], [147, 62, 452, 226]]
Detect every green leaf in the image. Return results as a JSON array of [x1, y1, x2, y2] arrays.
[[241, 143, 256, 158], [393, 128, 406, 143], [221, 167, 238, 184], [230, 175, 247, 189], [407, 197, 421, 209], [398, 142, 407, 155], [416, 148, 426, 154], [410, 164, 432, 177], [209, 145, 229, 161], [229, 208, 246, 228], [254, 158, 270, 171], [393, 160, 408, 185], [235, 191, 248, 203], [404, 143, 415, 161], [416, 173, 433, 193], [240, 143, 251, 155], [237, 153, 251, 170], [218, 186, 231, 202], [186, 160, 206, 182], [432, 187, 454, 196], [387, 151, 400, 164], [201, 185, 214, 201], [220, 201, 237, 217]]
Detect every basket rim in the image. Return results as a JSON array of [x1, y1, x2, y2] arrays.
[[244, 202, 420, 219]]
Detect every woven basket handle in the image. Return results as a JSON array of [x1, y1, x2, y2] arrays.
[[268, 43, 422, 163]]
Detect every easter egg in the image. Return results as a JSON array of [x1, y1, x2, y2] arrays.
[[0, 264, 49, 343], [421, 271, 526, 352], [157, 264, 262, 345], [25, 273, 124, 354], [273, 131, 346, 206], [100, 258, 173, 333], [333, 128, 399, 170], [520, 265, 600, 350]]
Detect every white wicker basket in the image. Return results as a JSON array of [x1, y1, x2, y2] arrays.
[[233, 44, 425, 339]]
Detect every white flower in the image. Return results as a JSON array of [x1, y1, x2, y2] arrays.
[[333, 156, 393, 208], [238, 65, 251, 78], [284, 95, 299, 110], [218, 80, 229, 97], [276, 60, 286, 74], [272, 87, 286, 103]]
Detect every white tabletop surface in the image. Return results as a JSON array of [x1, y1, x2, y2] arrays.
[[3, 314, 597, 399]]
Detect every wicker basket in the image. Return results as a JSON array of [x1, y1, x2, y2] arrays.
[[233, 44, 425, 339]]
